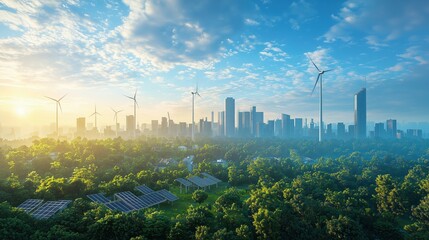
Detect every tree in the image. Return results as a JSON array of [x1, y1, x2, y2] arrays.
[[195, 225, 210, 240], [375, 174, 405, 216], [412, 194, 429, 227], [192, 190, 208, 204], [326, 215, 367, 240]]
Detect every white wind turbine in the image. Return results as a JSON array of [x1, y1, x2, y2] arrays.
[[307, 53, 333, 142], [191, 83, 201, 141], [45, 94, 67, 139], [89, 105, 101, 131], [111, 108, 122, 137], [125, 89, 138, 138]]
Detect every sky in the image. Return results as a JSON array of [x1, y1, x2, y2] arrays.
[[0, 0, 428, 133]]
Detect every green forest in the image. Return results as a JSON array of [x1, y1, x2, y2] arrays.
[[1, 137, 429, 239]]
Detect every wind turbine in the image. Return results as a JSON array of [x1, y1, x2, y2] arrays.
[[191, 83, 201, 141], [112, 108, 122, 137], [89, 105, 101, 131], [307, 54, 333, 142], [45, 94, 67, 139], [125, 89, 138, 138]]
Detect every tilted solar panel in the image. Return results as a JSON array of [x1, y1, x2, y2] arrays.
[[202, 177, 216, 185], [104, 200, 134, 213], [87, 193, 110, 204], [114, 191, 148, 210], [187, 176, 208, 188], [139, 192, 166, 207], [175, 178, 193, 187], [201, 173, 222, 183], [18, 199, 44, 213], [32, 200, 72, 220], [135, 185, 155, 195], [157, 189, 179, 202]]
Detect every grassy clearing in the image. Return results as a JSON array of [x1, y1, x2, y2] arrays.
[[159, 182, 231, 219]]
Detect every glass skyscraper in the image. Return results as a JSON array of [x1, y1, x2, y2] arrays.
[[354, 88, 366, 139]]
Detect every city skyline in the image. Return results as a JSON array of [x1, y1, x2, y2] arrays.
[[0, 1, 428, 132]]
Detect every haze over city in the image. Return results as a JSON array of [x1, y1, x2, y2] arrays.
[[0, 0, 428, 137]]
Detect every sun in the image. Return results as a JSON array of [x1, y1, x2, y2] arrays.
[[15, 106, 28, 117]]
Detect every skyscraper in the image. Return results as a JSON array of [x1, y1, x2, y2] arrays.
[[225, 97, 235, 137], [126, 115, 135, 135], [76, 117, 86, 136], [386, 119, 397, 138], [354, 88, 366, 139]]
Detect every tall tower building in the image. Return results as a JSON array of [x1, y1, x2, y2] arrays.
[[126, 115, 135, 134], [386, 119, 397, 138], [225, 97, 235, 137], [76, 117, 86, 136], [354, 88, 366, 139]]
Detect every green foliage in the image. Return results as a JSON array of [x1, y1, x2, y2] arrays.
[[192, 190, 208, 204]]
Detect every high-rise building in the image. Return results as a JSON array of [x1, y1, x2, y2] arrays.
[[374, 122, 385, 138], [354, 88, 366, 139], [295, 118, 303, 138], [126, 115, 135, 134], [337, 122, 346, 139], [386, 119, 397, 138], [76, 117, 86, 136], [266, 120, 275, 137], [238, 111, 251, 137], [151, 120, 159, 135], [218, 111, 225, 136], [326, 123, 333, 138], [282, 114, 293, 138], [274, 119, 282, 137], [225, 97, 235, 137]]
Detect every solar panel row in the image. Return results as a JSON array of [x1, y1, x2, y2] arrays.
[[31, 200, 72, 220], [139, 192, 166, 207], [87, 193, 110, 204], [175, 178, 193, 187], [135, 185, 155, 195], [17, 199, 44, 213], [114, 191, 148, 210], [201, 173, 222, 183], [187, 176, 217, 188], [157, 189, 179, 202], [104, 200, 134, 213]]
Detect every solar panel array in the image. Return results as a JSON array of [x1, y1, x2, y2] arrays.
[[32, 200, 72, 220], [139, 192, 167, 207], [175, 178, 193, 187], [115, 191, 148, 210], [157, 189, 179, 202], [135, 185, 155, 195], [87, 193, 110, 204], [201, 173, 222, 183], [17, 199, 44, 213], [187, 176, 217, 188], [104, 200, 134, 213]]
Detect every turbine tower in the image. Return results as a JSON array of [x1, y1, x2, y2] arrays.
[[191, 84, 200, 141], [89, 105, 101, 131], [307, 54, 332, 142], [125, 89, 138, 138], [45, 94, 67, 139], [112, 108, 122, 137]]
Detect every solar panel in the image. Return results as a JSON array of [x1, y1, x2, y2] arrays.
[[18, 199, 44, 213], [32, 200, 72, 219], [157, 189, 179, 202], [104, 200, 134, 213], [139, 192, 167, 207], [202, 177, 217, 185], [175, 178, 193, 187], [114, 191, 148, 210], [87, 193, 110, 204], [135, 185, 155, 195], [201, 173, 222, 183], [188, 176, 209, 188]]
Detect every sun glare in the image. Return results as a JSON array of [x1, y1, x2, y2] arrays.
[[15, 106, 28, 117]]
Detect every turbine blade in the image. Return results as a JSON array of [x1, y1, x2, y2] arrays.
[[307, 54, 321, 72], [311, 74, 321, 95], [58, 102, 63, 113], [324, 69, 334, 72], [58, 93, 67, 102], [124, 94, 133, 100], [197, 92, 201, 97], [134, 89, 137, 99], [89, 113, 95, 117], [45, 96, 57, 102]]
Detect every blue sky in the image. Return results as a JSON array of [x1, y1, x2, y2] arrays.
[[0, 0, 428, 130]]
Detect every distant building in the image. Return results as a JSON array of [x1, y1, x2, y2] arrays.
[[126, 115, 135, 134], [238, 111, 251, 137], [407, 129, 423, 138], [386, 119, 397, 139], [76, 117, 86, 136], [274, 119, 282, 137], [266, 120, 275, 137], [218, 111, 225, 136], [151, 120, 159, 136], [337, 122, 346, 139], [354, 88, 366, 139], [250, 106, 263, 137], [374, 122, 385, 138], [295, 118, 303, 138], [282, 114, 293, 138], [348, 125, 355, 138], [225, 97, 235, 137]]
